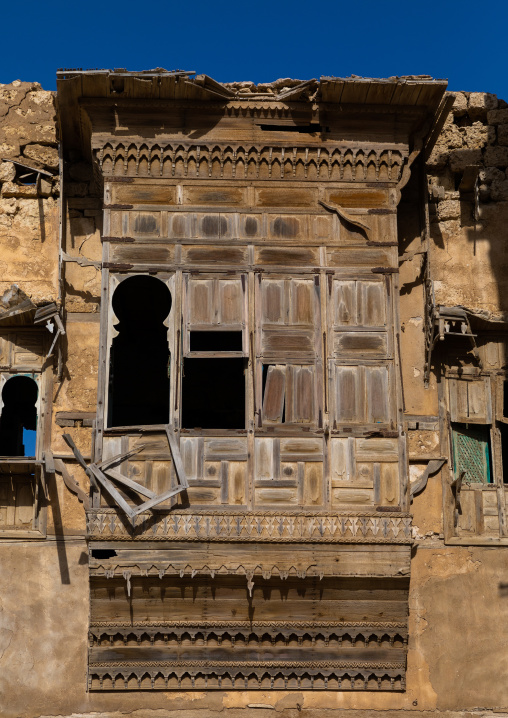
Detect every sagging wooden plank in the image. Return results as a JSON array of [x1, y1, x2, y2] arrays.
[[62, 433, 99, 490], [88, 463, 136, 520], [131, 484, 187, 516], [54, 458, 90, 510], [165, 425, 188, 488], [97, 444, 148, 470], [263, 365, 286, 422], [104, 467, 157, 499]]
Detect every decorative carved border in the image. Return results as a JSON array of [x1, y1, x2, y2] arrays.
[[90, 660, 405, 669], [86, 510, 412, 543]]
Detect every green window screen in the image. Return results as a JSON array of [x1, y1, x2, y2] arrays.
[[452, 424, 492, 484]]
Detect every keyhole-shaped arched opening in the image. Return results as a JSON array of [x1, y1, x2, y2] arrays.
[[109, 275, 172, 427], [0, 375, 38, 456]]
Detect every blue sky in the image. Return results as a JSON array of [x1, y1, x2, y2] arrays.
[[1, 0, 507, 99]]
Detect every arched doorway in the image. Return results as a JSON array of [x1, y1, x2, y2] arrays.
[[0, 375, 38, 456]]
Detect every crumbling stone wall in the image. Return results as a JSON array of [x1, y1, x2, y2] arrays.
[[0, 81, 59, 306], [427, 91, 508, 318]]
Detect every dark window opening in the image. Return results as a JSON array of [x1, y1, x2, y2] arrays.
[[182, 358, 245, 429], [91, 549, 118, 559], [15, 166, 39, 185], [451, 423, 492, 484], [109, 275, 171, 427], [190, 331, 243, 352], [503, 380, 508, 418], [0, 375, 38, 457]]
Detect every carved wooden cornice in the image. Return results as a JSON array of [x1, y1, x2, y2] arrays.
[[95, 142, 406, 182], [88, 663, 406, 691]]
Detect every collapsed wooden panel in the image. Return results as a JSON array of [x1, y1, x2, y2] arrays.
[[88, 571, 409, 691]]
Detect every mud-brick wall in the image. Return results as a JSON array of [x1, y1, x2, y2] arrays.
[[0, 81, 59, 305]]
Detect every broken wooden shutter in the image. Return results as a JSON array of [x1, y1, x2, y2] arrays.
[[449, 377, 492, 424], [262, 364, 316, 426], [262, 365, 286, 423]]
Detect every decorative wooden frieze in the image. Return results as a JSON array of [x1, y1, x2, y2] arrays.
[[96, 142, 405, 182], [88, 567, 409, 691], [86, 509, 412, 543]]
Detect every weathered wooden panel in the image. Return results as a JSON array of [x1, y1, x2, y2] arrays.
[[261, 364, 317, 425], [218, 280, 244, 324], [303, 462, 323, 506], [185, 486, 221, 505], [255, 188, 317, 207], [109, 243, 175, 265], [255, 486, 299, 505], [255, 438, 274, 479], [239, 214, 262, 239], [0, 476, 34, 529], [366, 366, 390, 423], [187, 276, 244, 327], [326, 189, 389, 208], [332, 487, 374, 506], [355, 437, 399, 461], [263, 365, 286, 423], [280, 437, 323, 458], [204, 437, 247, 459], [9, 332, 45, 369], [259, 278, 318, 358], [332, 364, 392, 425], [326, 247, 396, 267], [228, 461, 247, 504], [267, 215, 305, 240], [333, 365, 360, 422], [449, 377, 492, 424], [188, 278, 215, 324], [286, 365, 315, 424], [197, 214, 233, 239], [331, 279, 387, 328], [131, 211, 161, 236], [379, 463, 400, 506], [113, 184, 176, 205], [262, 329, 314, 356], [168, 213, 191, 238], [330, 438, 355, 482], [255, 246, 319, 267], [333, 331, 388, 356], [183, 186, 245, 206]]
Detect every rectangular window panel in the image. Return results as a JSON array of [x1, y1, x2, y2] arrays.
[[452, 423, 492, 484]]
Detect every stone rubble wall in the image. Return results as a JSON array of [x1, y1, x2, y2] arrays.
[[427, 91, 508, 318], [0, 81, 59, 306]]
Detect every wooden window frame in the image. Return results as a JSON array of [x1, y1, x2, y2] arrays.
[[100, 272, 176, 436], [0, 331, 49, 539]]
